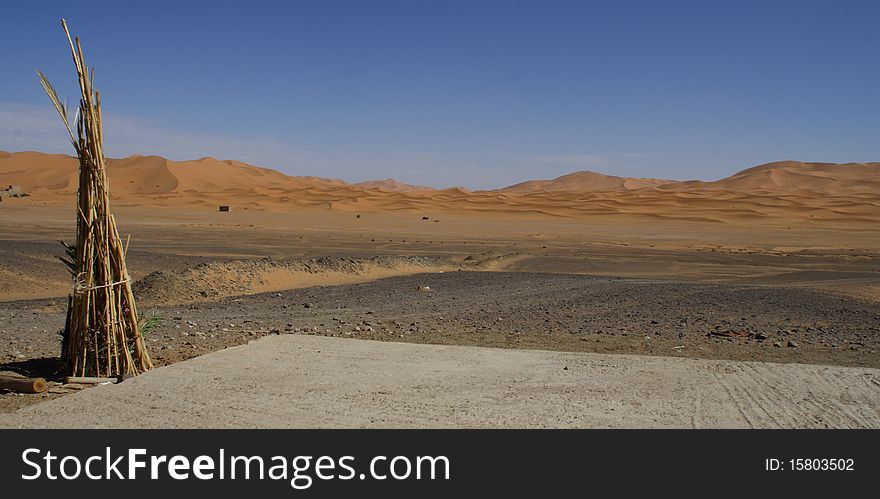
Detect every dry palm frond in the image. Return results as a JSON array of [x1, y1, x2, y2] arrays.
[[58, 239, 77, 274], [37, 71, 77, 149], [39, 19, 153, 377], [138, 312, 163, 336]]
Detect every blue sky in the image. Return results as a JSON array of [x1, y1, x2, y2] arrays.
[[2, 1, 877, 188]]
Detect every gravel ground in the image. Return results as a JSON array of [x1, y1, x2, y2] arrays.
[[3, 271, 877, 380], [136, 270, 879, 367]]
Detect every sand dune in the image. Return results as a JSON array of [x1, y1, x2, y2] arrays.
[[666, 160, 880, 194], [502, 170, 674, 192], [2, 151, 878, 227], [355, 178, 435, 192]]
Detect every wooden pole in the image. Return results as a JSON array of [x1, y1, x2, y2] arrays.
[[65, 376, 116, 385], [0, 376, 48, 394]]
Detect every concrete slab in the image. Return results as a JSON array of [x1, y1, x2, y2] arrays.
[[2, 335, 878, 428]]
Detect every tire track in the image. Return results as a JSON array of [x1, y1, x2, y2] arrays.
[[713, 361, 880, 428]]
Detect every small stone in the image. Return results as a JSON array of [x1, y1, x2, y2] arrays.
[[787, 340, 798, 348], [773, 341, 782, 348], [755, 332, 768, 340]]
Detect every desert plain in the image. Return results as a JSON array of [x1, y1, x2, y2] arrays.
[[0, 150, 878, 427]]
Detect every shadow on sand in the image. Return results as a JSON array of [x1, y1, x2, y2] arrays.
[[0, 357, 65, 383]]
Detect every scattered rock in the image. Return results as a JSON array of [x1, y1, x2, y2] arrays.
[[707, 329, 752, 339], [787, 340, 798, 348]]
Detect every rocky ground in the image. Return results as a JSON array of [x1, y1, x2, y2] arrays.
[[3, 269, 879, 413]]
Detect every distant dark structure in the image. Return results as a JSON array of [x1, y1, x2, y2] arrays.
[[422, 216, 430, 220], [218, 205, 230, 212]]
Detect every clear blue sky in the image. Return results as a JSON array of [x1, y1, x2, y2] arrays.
[[2, 0, 877, 189]]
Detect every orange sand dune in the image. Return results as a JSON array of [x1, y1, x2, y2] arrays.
[[501, 170, 674, 192], [0, 152, 348, 196], [665, 160, 880, 194], [1, 151, 878, 227], [355, 178, 435, 192]]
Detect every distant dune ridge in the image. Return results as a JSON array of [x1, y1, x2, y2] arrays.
[[501, 171, 675, 192], [354, 178, 435, 192], [676, 160, 880, 194], [1, 150, 878, 225]]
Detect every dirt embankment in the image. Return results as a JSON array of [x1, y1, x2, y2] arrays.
[[132, 256, 457, 306]]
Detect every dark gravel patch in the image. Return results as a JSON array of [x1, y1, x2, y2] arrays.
[[4, 270, 878, 365], [2, 271, 878, 412]]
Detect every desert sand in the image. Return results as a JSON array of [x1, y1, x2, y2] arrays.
[[2, 150, 879, 227], [1, 150, 878, 426], [2, 150, 879, 302]]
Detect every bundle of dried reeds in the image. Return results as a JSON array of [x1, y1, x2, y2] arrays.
[[38, 19, 153, 377]]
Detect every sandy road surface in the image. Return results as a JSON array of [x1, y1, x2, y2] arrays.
[[2, 335, 877, 429]]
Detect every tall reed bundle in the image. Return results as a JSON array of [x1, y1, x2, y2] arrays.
[[38, 19, 153, 377]]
